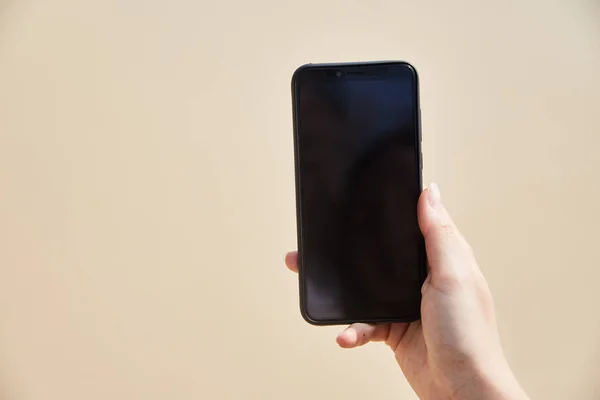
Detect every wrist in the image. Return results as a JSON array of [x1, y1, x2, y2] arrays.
[[451, 360, 529, 400]]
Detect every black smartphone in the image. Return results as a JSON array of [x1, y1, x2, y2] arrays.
[[291, 61, 426, 325]]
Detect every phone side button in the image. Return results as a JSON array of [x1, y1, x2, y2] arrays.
[[419, 152, 423, 169], [418, 108, 422, 142]]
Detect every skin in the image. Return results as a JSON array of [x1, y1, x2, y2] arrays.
[[285, 183, 530, 400]]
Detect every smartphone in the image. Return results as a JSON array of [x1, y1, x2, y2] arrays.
[[291, 61, 426, 325]]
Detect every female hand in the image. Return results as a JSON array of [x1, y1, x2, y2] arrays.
[[285, 184, 529, 400]]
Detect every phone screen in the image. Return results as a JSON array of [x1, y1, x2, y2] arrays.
[[293, 63, 425, 323]]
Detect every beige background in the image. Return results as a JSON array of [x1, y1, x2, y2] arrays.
[[0, 0, 599, 399]]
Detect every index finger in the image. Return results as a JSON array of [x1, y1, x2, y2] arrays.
[[285, 251, 298, 273]]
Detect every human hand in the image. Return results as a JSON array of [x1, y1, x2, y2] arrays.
[[285, 184, 529, 400]]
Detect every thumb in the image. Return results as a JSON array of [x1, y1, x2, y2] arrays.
[[417, 183, 474, 285]]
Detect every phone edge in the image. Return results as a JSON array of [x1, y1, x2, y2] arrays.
[[291, 61, 425, 326]]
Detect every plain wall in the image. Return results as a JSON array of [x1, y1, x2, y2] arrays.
[[0, 0, 599, 399]]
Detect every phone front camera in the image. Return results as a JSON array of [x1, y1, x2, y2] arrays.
[[336, 71, 342, 77]]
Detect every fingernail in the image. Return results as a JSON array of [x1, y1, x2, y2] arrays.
[[428, 182, 441, 208]]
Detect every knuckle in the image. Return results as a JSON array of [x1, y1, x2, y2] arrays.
[[438, 222, 457, 240], [434, 269, 472, 293], [437, 222, 475, 256], [433, 258, 479, 292]]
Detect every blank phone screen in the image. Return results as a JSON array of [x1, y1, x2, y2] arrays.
[[293, 63, 425, 323]]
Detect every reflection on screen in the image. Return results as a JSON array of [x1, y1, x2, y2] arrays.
[[296, 66, 424, 321]]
